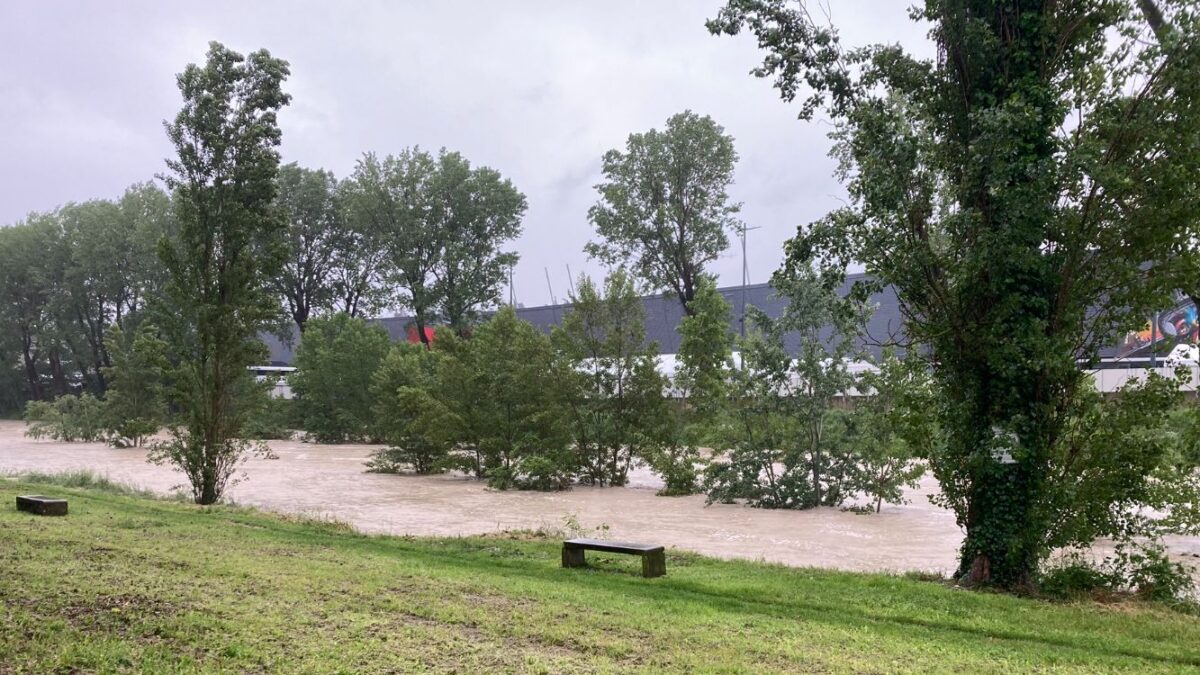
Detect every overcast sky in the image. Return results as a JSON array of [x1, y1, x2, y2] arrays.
[[0, 1, 931, 307]]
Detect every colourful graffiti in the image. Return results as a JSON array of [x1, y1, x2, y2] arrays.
[[1117, 302, 1199, 358]]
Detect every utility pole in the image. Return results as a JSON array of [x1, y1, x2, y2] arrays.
[[737, 224, 761, 338], [508, 264, 516, 307]]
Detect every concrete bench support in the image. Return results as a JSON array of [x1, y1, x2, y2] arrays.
[[16, 495, 68, 516], [562, 538, 666, 578]]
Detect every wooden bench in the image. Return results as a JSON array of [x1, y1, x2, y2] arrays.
[[16, 495, 68, 516], [562, 538, 666, 578]]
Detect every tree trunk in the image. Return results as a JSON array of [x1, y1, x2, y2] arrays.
[[48, 347, 69, 397], [955, 429, 1045, 590], [415, 310, 431, 348], [21, 333, 43, 401]]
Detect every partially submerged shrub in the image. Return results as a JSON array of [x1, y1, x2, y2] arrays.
[[24, 394, 108, 443], [368, 343, 451, 474], [292, 313, 390, 443], [243, 394, 296, 441]]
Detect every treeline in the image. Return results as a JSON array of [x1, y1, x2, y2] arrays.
[[0, 151, 525, 415], [286, 268, 934, 510]]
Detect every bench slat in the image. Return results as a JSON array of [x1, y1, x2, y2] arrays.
[[563, 538, 663, 554]]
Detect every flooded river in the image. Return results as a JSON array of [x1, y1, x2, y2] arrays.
[[3, 420, 1197, 575]]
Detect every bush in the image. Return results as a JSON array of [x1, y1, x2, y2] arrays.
[[101, 323, 170, 447], [436, 309, 572, 490], [1039, 546, 1196, 606], [367, 343, 451, 474], [1039, 557, 1118, 599], [291, 313, 391, 443], [553, 272, 669, 487], [243, 395, 297, 441], [24, 394, 109, 443]]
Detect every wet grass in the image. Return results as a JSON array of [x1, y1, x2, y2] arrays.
[[2, 477, 1200, 673]]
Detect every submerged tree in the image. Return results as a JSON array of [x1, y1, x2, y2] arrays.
[[710, 0, 1200, 586], [553, 271, 668, 487], [102, 323, 169, 448], [151, 42, 291, 505], [587, 111, 741, 314], [847, 350, 933, 513], [291, 313, 391, 443], [438, 308, 572, 490], [368, 342, 453, 474], [655, 275, 735, 495]]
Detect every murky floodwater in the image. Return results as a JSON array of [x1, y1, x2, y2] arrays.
[[2, 420, 1197, 575]]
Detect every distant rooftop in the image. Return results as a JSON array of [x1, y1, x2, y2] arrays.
[[261, 275, 906, 366]]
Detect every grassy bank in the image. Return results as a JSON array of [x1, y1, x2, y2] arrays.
[[1, 479, 1199, 673]]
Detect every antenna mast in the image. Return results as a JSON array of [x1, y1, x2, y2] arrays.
[[738, 224, 761, 338]]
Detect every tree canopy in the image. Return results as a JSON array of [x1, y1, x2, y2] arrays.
[[710, 0, 1200, 586], [586, 111, 741, 314]]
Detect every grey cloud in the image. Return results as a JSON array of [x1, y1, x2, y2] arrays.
[[0, 0, 930, 305]]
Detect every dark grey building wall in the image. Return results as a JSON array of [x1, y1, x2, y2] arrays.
[[262, 274, 906, 366]]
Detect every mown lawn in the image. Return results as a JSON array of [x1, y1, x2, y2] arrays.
[[1, 478, 1199, 673]]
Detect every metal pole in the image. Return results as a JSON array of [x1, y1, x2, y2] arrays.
[[738, 225, 760, 338], [1151, 312, 1160, 369]]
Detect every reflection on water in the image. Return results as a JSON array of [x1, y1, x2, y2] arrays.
[[2, 420, 1196, 575]]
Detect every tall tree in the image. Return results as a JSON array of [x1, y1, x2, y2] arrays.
[[346, 148, 526, 342], [0, 216, 58, 400], [329, 179, 393, 320], [586, 110, 741, 314], [272, 163, 344, 333], [344, 150, 440, 345], [711, 0, 1200, 586], [150, 42, 291, 505], [431, 151, 526, 336]]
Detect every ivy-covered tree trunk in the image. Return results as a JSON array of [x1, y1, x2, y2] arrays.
[[711, 0, 1200, 589]]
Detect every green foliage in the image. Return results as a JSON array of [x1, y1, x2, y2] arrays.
[[703, 326, 810, 508], [847, 351, 933, 512], [242, 395, 297, 441], [23, 394, 108, 443], [101, 323, 169, 447], [707, 259, 874, 509], [1038, 556, 1120, 600], [272, 163, 347, 332], [656, 276, 735, 496], [430, 152, 526, 336], [0, 183, 173, 409], [709, 0, 1200, 588], [368, 342, 452, 474], [1026, 372, 1200, 600], [586, 111, 740, 312], [676, 276, 734, 409], [150, 42, 291, 505], [553, 271, 669, 487], [344, 148, 525, 343], [436, 308, 571, 490], [291, 313, 390, 443]]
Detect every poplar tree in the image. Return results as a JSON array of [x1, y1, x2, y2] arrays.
[[711, 0, 1200, 586], [151, 42, 291, 505]]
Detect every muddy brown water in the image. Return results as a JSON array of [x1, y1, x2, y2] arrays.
[[3, 420, 1197, 575]]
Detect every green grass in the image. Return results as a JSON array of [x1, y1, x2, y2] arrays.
[[2, 478, 1199, 674]]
